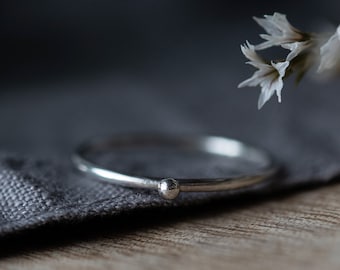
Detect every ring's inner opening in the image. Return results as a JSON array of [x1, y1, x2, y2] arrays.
[[85, 142, 268, 179]]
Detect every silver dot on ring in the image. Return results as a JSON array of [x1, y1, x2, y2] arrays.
[[158, 178, 180, 200]]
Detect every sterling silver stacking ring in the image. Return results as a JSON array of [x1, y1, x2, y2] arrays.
[[72, 135, 277, 200]]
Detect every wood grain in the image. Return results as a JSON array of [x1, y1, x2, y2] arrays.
[[2, 183, 340, 270]]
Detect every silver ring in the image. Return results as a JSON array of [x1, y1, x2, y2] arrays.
[[72, 135, 277, 200]]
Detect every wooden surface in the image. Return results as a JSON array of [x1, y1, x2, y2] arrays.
[[2, 183, 340, 270]]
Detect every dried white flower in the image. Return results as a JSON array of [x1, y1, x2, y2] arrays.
[[238, 42, 289, 109], [318, 26, 340, 73], [239, 12, 340, 108], [254, 12, 309, 51]]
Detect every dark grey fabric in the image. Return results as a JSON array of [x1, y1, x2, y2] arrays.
[[1, 70, 340, 237]]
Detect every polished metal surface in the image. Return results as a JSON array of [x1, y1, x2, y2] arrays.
[[72, 135, 277, 199]]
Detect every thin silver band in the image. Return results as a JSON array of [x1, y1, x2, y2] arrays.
[[72, 135, 277, 199]]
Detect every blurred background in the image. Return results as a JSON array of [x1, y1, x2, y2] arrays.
[[0, 0, 339, 158]]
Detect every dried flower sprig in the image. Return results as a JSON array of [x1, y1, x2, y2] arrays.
[[238, 12, 340, 109]]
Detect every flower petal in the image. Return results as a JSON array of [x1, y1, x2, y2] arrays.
[[258, 87, 275, 109], [240, 41, 266, 66], [272, 61, 290, 77], [283, 41, 311, 61], [253, 12, 305, 50], [318, 26, 340, 73], [257, 61, 289, 109]]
